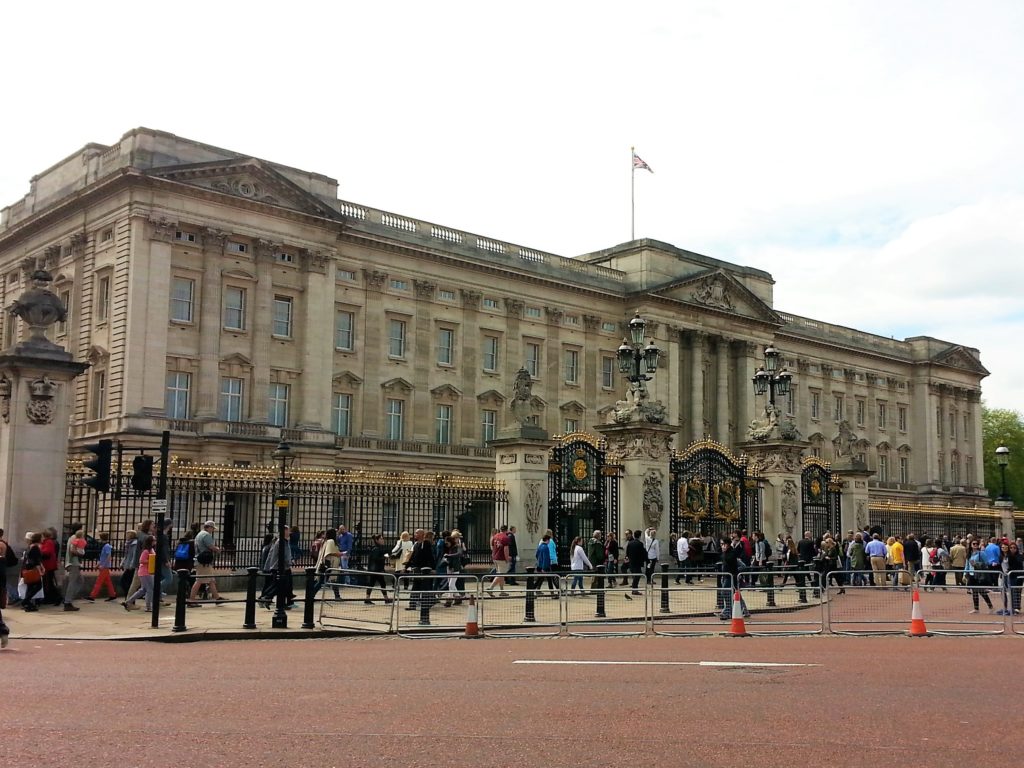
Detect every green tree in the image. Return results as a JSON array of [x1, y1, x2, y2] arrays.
[[982, 406, 1024, 503]]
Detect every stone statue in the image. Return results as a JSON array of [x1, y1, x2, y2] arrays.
[[510, 367, 534, 425], [610, 384, 666, 425], [7, 269, 67, 353], [642, 469, 663, 529], [746, 405, 801, 442], [781, 479, 798, 536], [833, 420, 857, 457]]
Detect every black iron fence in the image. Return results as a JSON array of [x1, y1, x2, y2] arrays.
[[64, 464, 508, 571], [868, 502, 1000, 541]]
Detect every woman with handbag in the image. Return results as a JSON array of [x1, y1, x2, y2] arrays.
[[313, 527, 342, 599], [20, 532, 45, 611]]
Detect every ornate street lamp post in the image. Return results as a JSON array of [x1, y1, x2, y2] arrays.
[[751, 344, 793, 413], [616, 311, 662, 401], [995, 445, 1010, 502], [271, 439, 295, 629]]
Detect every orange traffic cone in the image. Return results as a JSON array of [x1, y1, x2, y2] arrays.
[[726, 590, 750, 637], [908, 589, 932, 637], [462, 595, 481, 639]]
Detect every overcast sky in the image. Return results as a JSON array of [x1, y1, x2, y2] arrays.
[[2, 1, 1020, 414]]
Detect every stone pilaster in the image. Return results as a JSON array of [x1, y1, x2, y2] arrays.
[[830, 456, 873, 535], [737, 439, 808, 538], [491, 429, 555, 566]]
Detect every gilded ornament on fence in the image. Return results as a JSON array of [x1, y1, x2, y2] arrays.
[[713, 480, 740, 522], [682, 477, 708, 519]]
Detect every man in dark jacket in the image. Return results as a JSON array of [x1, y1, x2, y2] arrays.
[[903, 533, 922, 577], [625, 529, 647, 595], [718, 537, 750, 619], [506, 526, 520, 586], [586, 531, 605, 594]]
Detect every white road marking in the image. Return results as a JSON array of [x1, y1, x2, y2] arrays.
[[513, 660, 819, 668]]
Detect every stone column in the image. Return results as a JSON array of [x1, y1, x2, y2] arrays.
[[251, 240, 276, 423], [491, 420, 555, 567], [689, 331, 705, 444], [831, 456, 873, 535], [412, 280, 435, 441], [298, 250, 334, 429], [459, 289, 481, 442], [544, 307, 563, 436], [715, 335, 730, 445], [593, 421, 676, 553], [361, 269, 387, 436], [737, 439, 808, 539], [0, 271, 88, 538], [194, 229, 225, 419]]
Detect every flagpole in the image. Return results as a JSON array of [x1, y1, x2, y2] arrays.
[[630, 145, 635, 241]]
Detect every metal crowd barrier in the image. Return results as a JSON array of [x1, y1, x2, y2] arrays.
[[480, 570, 561, 638], [316, 567, 397, 634], [394, 571, 481, 638], [649, 571, 734, 636], [561, 571, 648, 637], [912, 570, 1006, 635], [735, 570, 825, 636], [1010, 571, 1024, 635], [824, 571, 913, 635]]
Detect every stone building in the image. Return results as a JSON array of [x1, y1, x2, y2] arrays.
[[0, 127, 989, 505]]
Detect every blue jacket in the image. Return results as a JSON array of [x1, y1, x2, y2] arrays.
[[337, 531, 354, 554], [536, 541, 551, 570], [547, 538, 558, 566]]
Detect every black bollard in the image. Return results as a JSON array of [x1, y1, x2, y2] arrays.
[[660, 563, 670, 613], [172, 568, 189, 633], [524, 566, 536, 622], [302, 567, 317, 629], [243, 566, 258, 630], [418, 568, 432, 626], [595, 568, 606, 618]]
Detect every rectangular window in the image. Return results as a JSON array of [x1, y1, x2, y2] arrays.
[[601, 356, 615, 388], [174, 230, 197, 243], [389, 279, 408, 291], [272, 296, 293, 337], [438, 289, 456, 302], [96, 275, 111, 322], [227, 241, 248, 254], [525, 342, 541, 378], [811, 446, 821, 459], [564, 418, 579, 434], [165, 372, 191, 420], [878, 402, 887, 430], [938, 456, 945, 483], [170, 277, 194, 323], [949, 411, 956, 439], [899, 457, 909, 484], [437, 328, 455, 365], [833, 395, 844, 422], [483, 336, 499, 371], [786, 389, 795, 416], [57, 290, 71, 335], [482, 297, 500, 310], [951, 457, 959, 485], [91, 371, 106, 419], [878, 455, 889, 483], [335, 310, 355, 351], [337, 269, 357, 281], [481, 409, 496, 444], [564, 349, 579, 384], [964, 412, 970, 437], [275, 251, 294, 264], [385, 398, 404, 440], [223, 286, 246, 330], [435, 404, 453, 444], [898, 406, 908, 432], [101, 228, 113, 243], [332, 393, 352, 437], [936, 407, 942, 437], [564, 315, 579, 326], [525, 306, 541, 319], [268, 383, 289, 427], [602, 321, 618, 333], [219, 377, 244, 422], [810, 391, 820, 420], [856, 400, 865, 427], [388, 319, 406, 358]]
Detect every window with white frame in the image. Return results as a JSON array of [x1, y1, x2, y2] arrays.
[[564, 348, 579, 384], [174, 230, 197, 243], [388, 319, 407, 358], [878, 402, 887, 430], [268, 383, 289, 427], [101, 228, 113, 243], [601, 356, 615, 388], [170, 277, 194, 323], [437, 328, 455, 365], [878, 454, 889, 483], [227, 241, 248, 254], [275, 251, 294, 264], [385, 398, 404, 440], [332, 393, 352, 437], [525, 342, 541, 378], [91, 371, 106, 419], [337, 269, 357, 282], [482, 297, 500, 310], [438, 288, 456, 302], [165, 372, 191, 420], [57, 290, 71, 335], [810, 391, 820, 420], [898, 405, 907, 432], [899, 456, 909, 484], [272, 296, 293, 337], [964, 412, 970, 438], [833, 395, 844, 422], [564, 314, 579, 326], [949, 411, 956, 439], [220, 377, 244, 422], [481, 409, 496, 444], [856, 400, 865, 427], [482, 336, 499, 371], [382, 501, 398, 536], [602, 321, 617, 333], [389, 278, 408, 291], [951, 455, 960, 485], [223, 286, 246, 330], [936, 407, 942, 437], [435, 404, 453, 444], [564, 418, 579, 434], [96, 274, 111, 322], [525, 306, 541, 319], [335, 310, 355, 351]]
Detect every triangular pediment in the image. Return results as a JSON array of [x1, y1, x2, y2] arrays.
[[86, 344, 108, 364], [148, 159, 340, 220], [221, 353, 252, 367], [430, 383, 463, 401], [332, 370, 363, 388], [381, 377, 413, 394], [648, 268, 782, 324], [476, 389, 506, 405], [930, 345, 990, 376], [559, 400, 585, 415]]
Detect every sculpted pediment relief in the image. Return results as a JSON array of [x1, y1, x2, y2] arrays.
[[559, 400, 585, 415], [221, 353, 252, 367], [381, 377, 413, 394], [147, 159, 340, 220], [648, 268, 781, 324], [930, 345, 989, 375], [477, 389, 506, 407], [332, 371, 363, 388], [430, 383, 463, 402]]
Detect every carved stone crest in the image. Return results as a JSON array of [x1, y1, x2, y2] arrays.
[[603, 429, 673, 461], [642, 469, 664, 530], [749, 448, 802, 474], [524, 480, 543, 536], [691, 274, 734, 311], [510, 367, 535, 426], [0, 376, 10, 423], [781, 479, 798, 536], [855, 499, 868, 531], [26, 376, 57, 425]]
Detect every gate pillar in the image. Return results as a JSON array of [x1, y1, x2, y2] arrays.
[[0, 271, 87, 541], [593, 422, 676, 550], [737, 439, 807, 539], [491, 432, 555, 568], [831, 456, 873, 535]]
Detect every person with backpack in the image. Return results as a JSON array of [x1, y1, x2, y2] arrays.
[[84, 532, 117, 602], [172, 535, 195, 595]]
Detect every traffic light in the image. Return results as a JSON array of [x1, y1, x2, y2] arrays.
[[82, 439, 113, 493], [131, 455, 154, 492]]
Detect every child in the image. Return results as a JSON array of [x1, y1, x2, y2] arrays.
[[124, 535, 156, 612], [85, 532, 117, 601]]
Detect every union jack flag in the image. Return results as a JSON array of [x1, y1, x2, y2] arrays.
[[632, 152, 653, 173]]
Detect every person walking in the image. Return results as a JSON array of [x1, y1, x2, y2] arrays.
[[364, 533, 392, 605], [485, 525, 511, 596], [188, 521, 224, 605], [949, 539, 969, 586], [62, 528, 86, 611], [568, 536, 592, 596], [85, 532, 118, 602], [864, 533, 887, 586], [20, 533, 44, 610], [965, 541, 993, 613], [586, 530, 605, 594], [313, 528, 342, 599], [848, 533, 869, 587], [718, 536, 749, 619], [604, 531, 620, 585], [675, 531, 690, 585], [124, 535, 156, 612], [625, 529, 647, 596], [506, 526, 520, 586], [39, 529, 60, 606], [753, 531, 776, 606], [119, 530, 140, 598], [643, 528, 660, 584], [535, 534, 558, 598]]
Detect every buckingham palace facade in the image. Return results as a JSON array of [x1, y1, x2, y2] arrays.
[[0, 128, 989, 506]]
